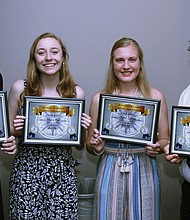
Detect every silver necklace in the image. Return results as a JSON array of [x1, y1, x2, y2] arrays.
[[117, 143, 134, 173]]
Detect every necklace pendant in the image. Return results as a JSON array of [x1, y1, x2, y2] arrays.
[[117, 143, 134, 173], [124, 165, 130, 173], [120, 164, 125, 173], [117, 156, 122, 167]]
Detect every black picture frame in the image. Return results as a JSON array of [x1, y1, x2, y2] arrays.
[[0, 91, 10, 142], [23, 96, 85, 146], [170, 106, 190, 156], [98, 94, 160, 145]]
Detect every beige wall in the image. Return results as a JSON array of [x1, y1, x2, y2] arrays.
[[0, 0, 190, 219]]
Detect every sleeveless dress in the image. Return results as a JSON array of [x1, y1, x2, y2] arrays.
[[9, 80, 79, 220], [93, 92, 160, 220]]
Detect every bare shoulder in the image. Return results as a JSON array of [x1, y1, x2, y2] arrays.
[[91, 90, 103, 104], [10, 79, 25, 95], [76, 85, 85, 99], [89, 91, 103, 118], [150, 87, 166, 101]]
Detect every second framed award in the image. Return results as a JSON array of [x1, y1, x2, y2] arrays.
[[23, 96, 85, 146], [170, 106, 190, 156], [98, 94, 160, 145]]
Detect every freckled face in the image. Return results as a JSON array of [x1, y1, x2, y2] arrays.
[[35, 37, 63, 75], [113, 45, 141, 83]]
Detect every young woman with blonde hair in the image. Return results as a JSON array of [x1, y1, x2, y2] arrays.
[[87, 37, 169, 220], [8, 32, 91, 219]]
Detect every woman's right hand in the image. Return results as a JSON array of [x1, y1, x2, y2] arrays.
[[13, 115, 26, 131], [163, 144, 182, 164], [1, 135, 17, 155]]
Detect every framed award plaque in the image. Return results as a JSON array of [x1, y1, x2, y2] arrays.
[[170, 106, 190, 156], [0, 91, 10, 142], [98, 94, 160, 145], [23, 96, 85, 146]]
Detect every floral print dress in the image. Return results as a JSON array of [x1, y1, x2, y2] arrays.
[[9, 80, 79, 220]]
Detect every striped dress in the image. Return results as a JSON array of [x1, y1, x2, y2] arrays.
[[93, 142, 160, 220]]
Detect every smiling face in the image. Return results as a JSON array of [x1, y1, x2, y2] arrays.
[[113, 45, 141, 83], [34, 37, 63, 76]]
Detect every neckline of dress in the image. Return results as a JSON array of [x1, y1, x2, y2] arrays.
[[113, 87, 141, 98]]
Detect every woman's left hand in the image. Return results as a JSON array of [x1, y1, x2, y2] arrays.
[[1, 135, 17, 155], [146, 142, 161, 157], [81, 113, 92, 129]]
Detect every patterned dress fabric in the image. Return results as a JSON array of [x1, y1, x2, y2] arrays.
[[93, 143, 160, 220], [9, 80, 79, 219], [9, 143, 78, 219]]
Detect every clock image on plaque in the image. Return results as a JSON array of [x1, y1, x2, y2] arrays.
[[98, 94, 160, 145], [23, 96, 84, 146]]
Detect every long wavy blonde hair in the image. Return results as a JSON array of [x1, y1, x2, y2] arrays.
[[20, 32, 76, 104], [104, 37, 151, 98]]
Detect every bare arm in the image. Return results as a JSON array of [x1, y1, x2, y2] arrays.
[[8, 80, 25, 137], [86, 92, 105, 155], [146, 89, 169, 157], [76, 85, 92, 148], [76, 85, 91, 128]]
